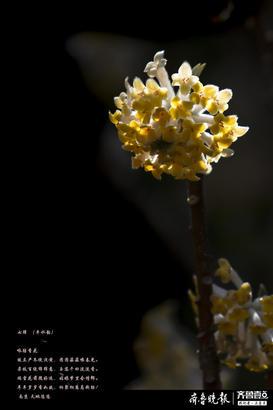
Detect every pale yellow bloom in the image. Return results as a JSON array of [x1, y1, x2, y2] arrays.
[[245, 354, 269, 372], [215, 258, 233, 283], [190, 259, 273, 372], [260, 295, 273, 314], [144, 50, 167, 78], [171, 62, 199, 95], [203, 88, 233, 115], [223, 355, 241, 369], [110, 51, 249, 181]]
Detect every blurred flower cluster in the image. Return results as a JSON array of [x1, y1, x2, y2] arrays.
[[129, 301, 201, 389], [127, 300, 232, 389], [189, 259, 273, 372], [109, 51, 248, 181]]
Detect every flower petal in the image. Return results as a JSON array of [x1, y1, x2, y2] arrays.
[[145, 78, 160, 92], [203, 84, 219, 98], [133, 77, 145, 92], [154, 50, 165, 63], [234, 126, 249, 137], [218, 89, 233, 104], [192, 62, 206, 76], [178, 61, 192, 78]]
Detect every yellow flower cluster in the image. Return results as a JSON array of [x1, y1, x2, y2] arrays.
[[189, 259, 273, 372], [109, 51, 249, 181]]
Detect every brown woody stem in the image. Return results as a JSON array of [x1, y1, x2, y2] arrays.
[[187, 177, 222, 389]]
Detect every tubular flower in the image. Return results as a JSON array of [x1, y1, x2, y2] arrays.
[[109, 51, 249, 181], [189, 259, 273, 372]]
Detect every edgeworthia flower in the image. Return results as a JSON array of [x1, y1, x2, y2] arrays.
[[189, 259, 273, 372], [109, 51, 249, 181]]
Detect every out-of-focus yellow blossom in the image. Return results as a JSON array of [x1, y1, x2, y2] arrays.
[[228, 307, 249, 323], [263, 314, 273, 328], [229, 283, 252, 305], [188, 289, 199, 317], [260, 295, 273, 313], [262, 330, 273, 357], [215, 258, 233, 283], [189, 258, 273, 373], [245, 354, 269, 372], [110, 51, 249, 181], [239, 283, 252, 301], [217, 319, 238, 335], [223, 355, 241, 369], [211, 294, 230, 315], [188, 275, 199, 326]]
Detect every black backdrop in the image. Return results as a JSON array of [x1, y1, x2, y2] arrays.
[[14, 0, 269, 399]]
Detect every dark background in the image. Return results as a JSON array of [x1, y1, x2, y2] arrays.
[[15, 0, 273, 396]]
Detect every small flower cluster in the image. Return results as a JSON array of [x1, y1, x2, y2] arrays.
[[189, 259, 273, 372], [109, 51, 249, 181]]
